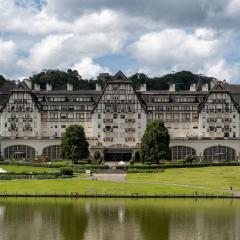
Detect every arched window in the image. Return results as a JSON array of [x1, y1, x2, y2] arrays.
[[4, 145, 35, 160], [204, 145, 236, 162], [42, 145, 61, 160], [171, 146, 196, 161]]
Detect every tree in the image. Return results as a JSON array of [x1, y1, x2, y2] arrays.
[[140, 120, 170, 163], [61, 125, 89, 163], [185, 154, 196, 164]]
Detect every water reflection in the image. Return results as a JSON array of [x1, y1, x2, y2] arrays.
[[0, 198, 239, 240]]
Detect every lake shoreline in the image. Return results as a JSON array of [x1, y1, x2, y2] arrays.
[[0, 193, 236, 199]]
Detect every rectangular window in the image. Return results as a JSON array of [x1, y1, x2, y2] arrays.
[[138, 114, 141, 119]]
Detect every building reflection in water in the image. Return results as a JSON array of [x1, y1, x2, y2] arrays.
[[0, 199, 239, 240]]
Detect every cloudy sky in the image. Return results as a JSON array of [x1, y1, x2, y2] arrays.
[[1, 0, 240, 82]]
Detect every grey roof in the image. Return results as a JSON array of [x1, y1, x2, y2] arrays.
[[33, 90, 100, 95], [140, 90, 208, 95], [228, 84, 240, 93]]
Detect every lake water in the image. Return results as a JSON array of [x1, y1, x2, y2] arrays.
[[0, 198, 239, 240]]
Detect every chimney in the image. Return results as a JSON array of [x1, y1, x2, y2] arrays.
[[190, 83, 196, 92], [46, 83, 52, 91], [34, 83, 40, 91], [169, 83, 175, 92], [67, 83, 73, 91], [140, 83, 147, 92], [96, 83, 102, 91], [202, 83, 208, 91]]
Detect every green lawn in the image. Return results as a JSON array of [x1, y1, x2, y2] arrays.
[[0, 178, 226, 195], [0, 166, 239, 196], [127, 166, 240, 192], [0, 165, 59, 173]]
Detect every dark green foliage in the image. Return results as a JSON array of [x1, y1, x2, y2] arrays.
[[0, 75, 16, 87], [185, 154, 196, 164], [27, 69, 213, 91], [30, 69, 96, 90], [127, 168, 165, 173], [0, 173, 59, 180], [61, 125, 89, 163], [60, 167, 74, 176], [94, 151, 101, 160], [129, 73, 148, 87], [129, 71, 212, 90], [116, 162, 240, 170], [134, 151, 141, 162], [140, 120, 170, 163]]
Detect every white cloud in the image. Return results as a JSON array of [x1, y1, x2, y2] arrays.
[[18, 34, 73, 71], [129, 29, 222, 68], [72, 58, 110, 79], [227, 0, 240, 15], [128, 28, 240, 82], [0, 39, 18, 77], [0, 0, 240, 83], [202, 59, 240, 82], [18, 30, 126, 73]]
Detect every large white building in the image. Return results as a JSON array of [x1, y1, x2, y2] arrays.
[[0, 71, 240, 162]]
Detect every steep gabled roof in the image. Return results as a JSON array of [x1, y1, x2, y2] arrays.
[[12, 81, 30, 91], [198, 81, 240, 112], [111, 70, 129, 82], [0, 83, 42, 112], [92, 71, 148, 113]]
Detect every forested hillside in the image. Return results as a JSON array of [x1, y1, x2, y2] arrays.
[[1, 70, 214, 91], [0, 75, 16, 87]]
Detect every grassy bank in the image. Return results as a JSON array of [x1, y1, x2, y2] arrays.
[[127, 166, 240, 189], [0, 178, 226, 196], [0, 166, 239, 196]]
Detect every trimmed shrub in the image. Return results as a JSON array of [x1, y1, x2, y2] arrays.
[[127, 168, 165, 173], [117, 161, 240, 170], [60, 167, 74, 176]]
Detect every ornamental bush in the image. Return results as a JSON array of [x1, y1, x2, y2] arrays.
[[60, 167, 74, 176]]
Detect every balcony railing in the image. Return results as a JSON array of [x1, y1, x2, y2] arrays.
[[23, 127, 33, 131], [125, 137, 135, 142], [8, 127, 18, 131], [103, 137, 113, 142], [125, 128, 135, 132], [103, 119, 113, 123], [125, 119, 135, 123]]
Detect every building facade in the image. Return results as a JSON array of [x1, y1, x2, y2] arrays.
[[0, 71, 240, 162]]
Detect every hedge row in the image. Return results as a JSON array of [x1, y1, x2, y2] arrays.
[[0, 173, 59, 180], [0, 161, 66, 168], [127, 169, 165, 173], [0, 161, 109, 170], [117, 162, 240, 170]]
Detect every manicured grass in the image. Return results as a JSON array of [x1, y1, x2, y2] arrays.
[[127, 166, 240, 192], [0, 165, 59, 173], [0, 178, 225, 195], [0, 166, 239, 196], [51, 160, 72, 166]]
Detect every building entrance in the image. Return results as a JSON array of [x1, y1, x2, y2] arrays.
[[104, 148, 132, 162]]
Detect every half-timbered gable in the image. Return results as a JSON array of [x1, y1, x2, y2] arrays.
[[92, 71, 147, 148]]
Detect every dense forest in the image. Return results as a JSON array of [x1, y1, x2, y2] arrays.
[[0, 75, 16, 88], [0, 70, 214, 91]]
